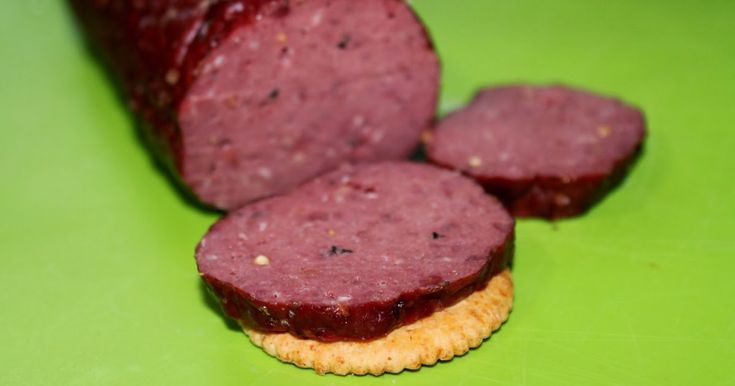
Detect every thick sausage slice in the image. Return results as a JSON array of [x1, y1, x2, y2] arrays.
[[196, 162, 514, 342], [427, 85, 646, 218], [70, 0, 439, 210]]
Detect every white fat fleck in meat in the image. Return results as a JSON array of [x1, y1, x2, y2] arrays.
[[499, 152, 510, 162], [371, 131, 385, 143], [597, 125, 612, 138], [206, 254, 219, 261], [253, 255, 270, 265], [165, 69, 179, 85], [364, 191, 379, 200], [468, 156, 483, 168], [554, 194, 571, 206], [311, 10, 323, 27], [441, 256, 453, 262], [337, 295, 352, 303], [352, 115, 366, 127], [162, 8, 178, 22], [258, 222, 268, 232], [248, 40, 260, 50], [257, 167, 273, 179], [237, 233, 248, 241], [226, 2, 244, 14], [212, 55, 225, 68]]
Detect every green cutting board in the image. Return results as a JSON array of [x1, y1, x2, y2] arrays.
[[1, 1, 734, 385]]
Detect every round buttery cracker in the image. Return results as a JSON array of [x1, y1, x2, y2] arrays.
[[243, 269, 514, 375]]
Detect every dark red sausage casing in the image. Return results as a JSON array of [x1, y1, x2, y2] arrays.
[[196, 162, 514, 342], [70, 0, 440, 210]]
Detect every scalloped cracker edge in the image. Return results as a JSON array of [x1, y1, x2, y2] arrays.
[[242, 269, 513, 375]]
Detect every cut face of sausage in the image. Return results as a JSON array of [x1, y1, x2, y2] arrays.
[[70, 0, 439, 210], [427, 85, 646, 218], [179, 1, 439, 209], [196, 162, 514, 342]]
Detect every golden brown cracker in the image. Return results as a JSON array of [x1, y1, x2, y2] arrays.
[[242, 269, 513, 375]]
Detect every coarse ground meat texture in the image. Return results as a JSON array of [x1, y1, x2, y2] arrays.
[[427, 84, 646, 219], [196, 162, 514, 342], [69, 0, 439, 210]]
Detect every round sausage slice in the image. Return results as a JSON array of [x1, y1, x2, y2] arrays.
[[427, 85, 646, 218], [70, 0, 439, 210], [196, 162, 514, 342]]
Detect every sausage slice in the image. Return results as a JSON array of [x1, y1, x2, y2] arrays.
[[427, 85, 646, 218], [196, 162, 514, 341]]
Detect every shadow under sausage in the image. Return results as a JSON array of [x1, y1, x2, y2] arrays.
[[199, 280, 241, 332]]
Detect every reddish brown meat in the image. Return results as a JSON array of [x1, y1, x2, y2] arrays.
[[195, 162, 514, 342], [69, 0, 439, 210], [427, 85, 646, 219]]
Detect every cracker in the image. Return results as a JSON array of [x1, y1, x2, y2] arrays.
[[242, 269, 513, 375]]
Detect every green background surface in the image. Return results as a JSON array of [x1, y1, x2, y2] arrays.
[[1, 1, 734, 385]]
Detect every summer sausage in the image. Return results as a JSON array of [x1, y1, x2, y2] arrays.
[[195, 162, 514, 342], [69, 0, 439, 210], [427, 85, 646, 218]]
